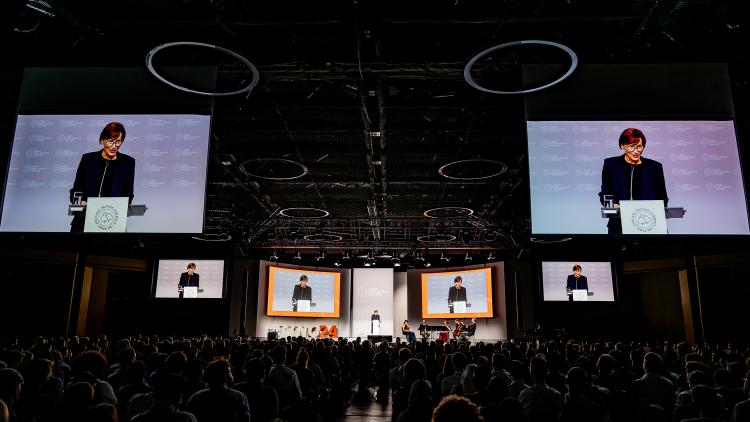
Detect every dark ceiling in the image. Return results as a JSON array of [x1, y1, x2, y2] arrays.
[[1, 0, 748, 260]]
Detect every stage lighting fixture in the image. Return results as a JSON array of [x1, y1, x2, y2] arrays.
[[342, 250, 351, 261], [415, 251, 425, 262], [392, 257, 401, 267], [464, 252, 473, 262], [364, 250, 376, 267], [270, 250, 279, 261], [293, 250, 302, 261], [334, 260, 342, 267], [316, 250, 326, 262], [486, 251, 496, 261], [440, 251, 450, 262]]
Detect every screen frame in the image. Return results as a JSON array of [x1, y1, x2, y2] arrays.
[[266, 266, 342, 318], [420, 267, 494, 318], [151, 258, 228, 299], [525, 118, 750, 237], [537, 260, 619, 303]]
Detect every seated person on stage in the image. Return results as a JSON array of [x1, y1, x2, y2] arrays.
[[465, 317, 477, 337], [438, 320, 451, 342], [454, 319, 469, 341], [447, 275, 467, 313], [418, 320, 429, 339], [292, 274, 312, 311], [178, 262, 199, 298], [402, 320, 416, 342]]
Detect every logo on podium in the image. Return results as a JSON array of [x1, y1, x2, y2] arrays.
[[84, 197, 129, 232]]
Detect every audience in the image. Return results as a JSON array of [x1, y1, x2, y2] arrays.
[[2, 334, 750, 422]]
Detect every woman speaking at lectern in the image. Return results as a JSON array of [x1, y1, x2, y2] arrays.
[[69, 122, 136, 232]]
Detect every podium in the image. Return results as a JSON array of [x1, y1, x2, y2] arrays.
[[371, 320, 380, 335], [571, 289, 588, 302], [69, 199, 148, 233], [453, 301, 467, 313], [296, 300, 311, 312], [183, 286, 198, 298]]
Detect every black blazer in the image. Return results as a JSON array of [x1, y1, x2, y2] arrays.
[[598, 155, 668, 206], [292, 285, 312, 301], [447, 287, 467, 303], [70, 151, 136, 203], [179, 272, 200, 287], [371, 314, 380, 321], [566, 275, 588, 290]]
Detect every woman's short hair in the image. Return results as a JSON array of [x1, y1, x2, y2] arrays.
[[454, 276, 463, 283], [573, 264, 582, 271], [187, 262, 196, 269], [99, 122, 126, 142], [299, 275, 308, 282], [618, 128, 646, 147]]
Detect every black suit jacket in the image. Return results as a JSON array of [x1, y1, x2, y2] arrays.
[[447, 287, 467, 303], [292, 285, 312, 301], [179, 272, 200, 287], [566, 275, 588, 290], [70, 151, 136, 203], [598, 155, 668, 206]]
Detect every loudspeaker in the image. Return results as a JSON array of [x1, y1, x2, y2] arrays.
[[267, 330, 278, 340], [368, 335, 392, 343]]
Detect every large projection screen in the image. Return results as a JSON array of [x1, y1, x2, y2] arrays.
[[421, 268, 493, 319], [1, 114, 211, 233], [267, 267, 341, 318], [528, 120, 749, 235]]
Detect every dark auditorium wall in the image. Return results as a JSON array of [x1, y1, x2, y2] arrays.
[[695, 261, 750, 342], [0, 253, 75, 336], [534, 265, 686, 341]]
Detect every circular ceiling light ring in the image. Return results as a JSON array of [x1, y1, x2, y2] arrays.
[[464, 40, 578, 95], [146, 41, 260, 96], [424, 206, 475, 219], [278, 207, 330, 218], [303, 233, 343, 242], [240, 158, 309, 181], [529, 237, 573, 243], [438, 159, 508, 180], [416, 234, 457, 242]]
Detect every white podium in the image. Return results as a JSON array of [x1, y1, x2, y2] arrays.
[[371, 320, 380, 335], [619, 200, 668, 234], [183, 286, 198, 298], [453, 301, 467, 313], [296, 300, 311, 312], [571, 289, 588, 302], [84, 197, 129, 232]]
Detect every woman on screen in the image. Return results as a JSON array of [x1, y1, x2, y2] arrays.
[[178, 262, 200, 298], [598, 128, 669, 234], [292, 274, 312, 311], [69, 122, 136, 232], [447, 275, 468, 313]]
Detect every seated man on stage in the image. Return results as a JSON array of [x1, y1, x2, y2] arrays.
[[418, 320, 429, 339], [465, 317, 477, 338], [453, 319, 469, 341]]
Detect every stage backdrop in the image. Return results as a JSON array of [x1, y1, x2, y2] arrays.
[[352, 268, 394, 338], [254, 261, 351, 338]]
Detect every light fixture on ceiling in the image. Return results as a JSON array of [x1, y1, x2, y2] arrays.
[[392, 257, 401, 267], [440, 251, 450, 262], [364, 251, 376, 267], [464, 252, 473, 262], [293, 250, 302, 262], [334, 259, 342, 267], [342, 250, 351, 261], [270, 249, 279, 261], [486, 251, 496, 261], [316, 249, 326, 262]]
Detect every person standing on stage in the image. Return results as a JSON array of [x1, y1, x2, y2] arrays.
[[291, 274, 312, 311], [447, 275, 468, 313], [178, 262, 199, 298]]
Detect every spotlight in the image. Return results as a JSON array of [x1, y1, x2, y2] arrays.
[[342, 250, 351, 261], [424, 260, 432, 268], [486, 251, 496, 261], [415, 251, 425, 262], [270, 249, 279, 261], [293, 250, 302, 261], [464, 252, 473, 262], [316, 250, 326, 262], [440, 251, 450, 262], [364, 251, 376, 267], [392, 257, 401, 267], [334, 260, 342, 267]]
